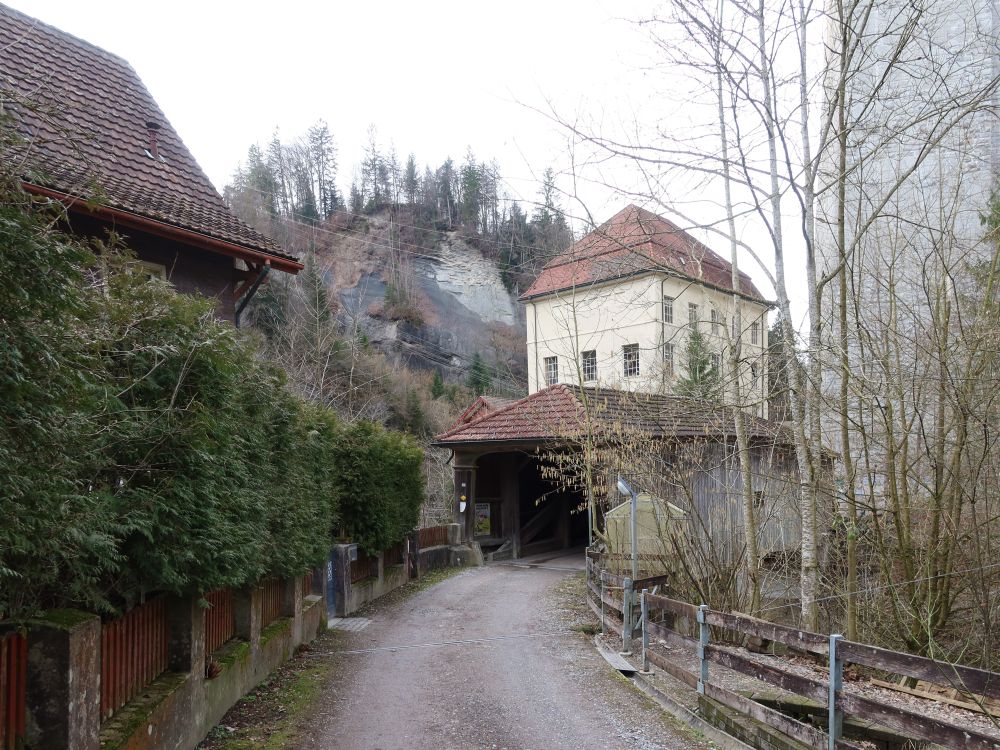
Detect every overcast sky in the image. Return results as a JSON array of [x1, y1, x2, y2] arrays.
[[9, 0, 809, 320]]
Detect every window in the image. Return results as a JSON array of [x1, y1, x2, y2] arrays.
[[582, 350, 597, 382], [663, 295, 674, 324], [688, 302, 698, 328], [544, 356, 558, 386], [751, 362, 759, 388], [751, 321, 760, 345], [663, 343, 674, 377], [711, 308, 719, 335], [711, 352, 721, 371], [623, 344, 640, 377], [130, 260, 167, 282]]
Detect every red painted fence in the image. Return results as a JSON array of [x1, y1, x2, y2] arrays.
[[0, 632, 26, 750], [418, 525, 449, 549], [260, 579, 283, 628], [100, 597, 168, 719], [383, 542, 405, 567], [203, 589, 235, 655], [350, 553, 378, 584]]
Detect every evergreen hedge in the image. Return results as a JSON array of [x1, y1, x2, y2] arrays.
[[0, 186, 423, 619]]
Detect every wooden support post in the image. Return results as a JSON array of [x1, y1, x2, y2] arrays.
[[697, 603, 709, 695], [828, 633, 844, 750]]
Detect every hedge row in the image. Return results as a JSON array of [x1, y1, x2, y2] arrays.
[[0, 186, 422, 618]]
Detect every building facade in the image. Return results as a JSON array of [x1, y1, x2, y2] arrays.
[[521, 206, 772, 416]]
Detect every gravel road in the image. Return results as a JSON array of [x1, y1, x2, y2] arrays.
[[296, 552, 709, 750]]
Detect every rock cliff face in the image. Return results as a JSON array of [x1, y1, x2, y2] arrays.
[[319, 211, 527, 391]]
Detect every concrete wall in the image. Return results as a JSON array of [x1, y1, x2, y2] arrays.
[[525, 272, 769, 416], [7, 578, 325, 750]]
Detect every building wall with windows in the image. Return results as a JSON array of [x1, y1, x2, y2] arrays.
[[525, 272, 770, 414]]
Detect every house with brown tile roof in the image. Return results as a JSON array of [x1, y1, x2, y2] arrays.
[[0, 3, 300, 323], [522, 205, 773, 414], [432, 384, 803, 563]]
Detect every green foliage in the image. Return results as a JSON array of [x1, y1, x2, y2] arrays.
[[0, 181, 424, 618], [333, 422, 424, 555], [675, 327, 721, 401], [430, 371, 445, 399], [466, 353, 491, 395]]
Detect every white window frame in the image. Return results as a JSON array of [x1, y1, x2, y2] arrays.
[[623, 344, 640, 378], [751, 321, 760, 345], [544, 356, 558, 386], [711, 308, 719, 335], [663, 342, 674, 377], [663, 296, 674, 324], [582, 350, 597, 382], [688, 302, 698, 328]]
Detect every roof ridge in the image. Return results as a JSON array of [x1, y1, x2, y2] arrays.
[[0, 3, 133, 70], [435, 387, 545, 440]]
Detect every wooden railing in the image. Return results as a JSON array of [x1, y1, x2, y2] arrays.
[[0, 632, 27, 750], [100, 597, 168, 719], [418, 525, 449, 549], [585, 558, 1000, 750], [204, 589, 235, 655], [260, 579, 283, 628], [384, 542, 405, 567], [350, 553, 378, 584]]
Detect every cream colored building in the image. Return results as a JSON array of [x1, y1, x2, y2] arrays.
[[521, 206, 772, 416]]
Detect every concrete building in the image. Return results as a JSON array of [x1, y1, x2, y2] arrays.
[[521, 205, 773, 417]]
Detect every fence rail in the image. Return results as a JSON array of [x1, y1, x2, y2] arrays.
[[100, 597, 168, 720], [351, 553, 379, 584], [260, 579, 283, 628], [0, 631, 27, 750], [204, 589, 235, 655], [586, 559, 1000, 750], [418, 525, 449, 549]]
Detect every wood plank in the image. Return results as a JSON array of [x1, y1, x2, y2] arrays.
[[645, 646, 698, 689], [870, 679, 1000, 718], [646, 619, 697, 651], [839, 640, 1000, 701], [633, 573, 672, 589], [837, 689, 1000, 750], [704, 645, 829, 704], [644, 593, 698, 620], [704, 610, 829, 656], [587, 580, 624, 615], [587, 597, 623, 637], [703, 682, 830, 750]]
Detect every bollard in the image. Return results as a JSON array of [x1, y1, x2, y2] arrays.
[[621, 577, 633, 655], [696, 603, 709, 694], [828, 634, 844, 750], [640, 588, 652, 673]]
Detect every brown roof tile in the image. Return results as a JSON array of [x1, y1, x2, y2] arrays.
[[521, 205, 767, 303], [0, 4, 297, 269], [434, 385, 792, 446]]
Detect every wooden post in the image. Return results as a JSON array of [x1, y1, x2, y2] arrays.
[[828, 633, 844, 750], [640, 589, 652, 673]]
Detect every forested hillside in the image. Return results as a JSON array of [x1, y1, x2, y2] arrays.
[[221, 123, 574, 518]]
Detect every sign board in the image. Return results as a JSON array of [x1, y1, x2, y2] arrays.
[[474, 503, 491, 537]]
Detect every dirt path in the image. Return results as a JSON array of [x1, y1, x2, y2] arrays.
[[295, 552, 709, 750]]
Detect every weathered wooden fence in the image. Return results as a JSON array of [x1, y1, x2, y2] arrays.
[[383, 541, 405, 567], [0, 631, 26, 750], [100, 597, 169, 720], [586, 555, 1000, 750], [418, 525, 449, 549], [204, 589, 235, 656], [350, 552, 379, 584], [260, 579, 284, 629]]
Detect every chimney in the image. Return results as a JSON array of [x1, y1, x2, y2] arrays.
[[145, 120, 161, 159]]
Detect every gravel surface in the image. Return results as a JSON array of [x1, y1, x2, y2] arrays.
[[295, 552, 712, 750]]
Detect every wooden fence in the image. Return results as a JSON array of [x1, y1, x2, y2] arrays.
[[260, 579, 283, 628], [204, 589, 235, 655], [350, 553, 379, 584], [384, 541, 405, 567], [0, 632, 26, 750], [418, 525, 449, 549], [586, 556, 1000, 750], [100, 597, 168, 720]]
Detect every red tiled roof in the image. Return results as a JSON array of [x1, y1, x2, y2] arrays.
[[521, 205, 767, 303], [447, 395, 520, 431], [433, 385, 791, 446], [0, 4, 298, 270]]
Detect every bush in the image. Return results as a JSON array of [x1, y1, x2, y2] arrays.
[[0, 183, 423, 618]]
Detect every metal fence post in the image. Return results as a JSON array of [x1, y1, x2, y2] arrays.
[[828, 633, 844, 750], [600, 571, 606, 635], [697, 603, 709, 694], [640, 588, 651, 673], [621, 577, 633, 655]]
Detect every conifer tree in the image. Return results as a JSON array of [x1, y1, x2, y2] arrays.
[[676, 327, 721, 401], [466, 353, 491, 395], [430, 371, 445, 399]]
